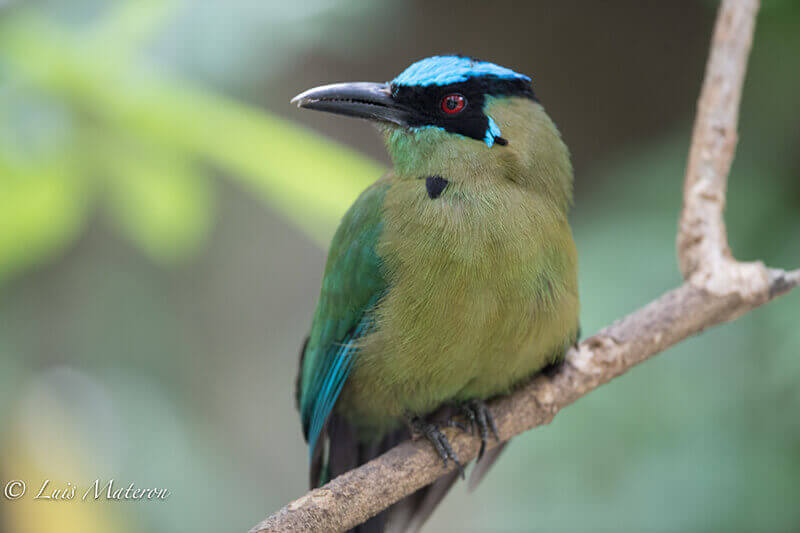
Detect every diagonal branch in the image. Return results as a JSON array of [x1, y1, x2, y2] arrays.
[[252, 1, 798, 531]]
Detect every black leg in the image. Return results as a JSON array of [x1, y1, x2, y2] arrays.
[[451, 399, 499, 460], [406, 415, 465, 479], [540, 356, 566, 377]]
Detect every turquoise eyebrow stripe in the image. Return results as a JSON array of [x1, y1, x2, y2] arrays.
[[392, 56, 530, 87]]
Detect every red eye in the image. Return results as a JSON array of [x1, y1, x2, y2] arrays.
[[441, 93, 466, 114]]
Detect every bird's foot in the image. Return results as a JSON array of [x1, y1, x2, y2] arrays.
[[407, 415, 465, 479], [451, 399, 499, 460], [540, 356, 566, 378]]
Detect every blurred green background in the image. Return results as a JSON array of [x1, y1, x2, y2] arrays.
[[1, 1, 798, 532]]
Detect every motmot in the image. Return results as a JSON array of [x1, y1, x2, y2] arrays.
[[292, 55, 579, 532]]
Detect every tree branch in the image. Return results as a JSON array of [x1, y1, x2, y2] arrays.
[[252, 1, 799, 531]]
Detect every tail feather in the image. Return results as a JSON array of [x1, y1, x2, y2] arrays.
[[320, 416, 462, 533], [396, 471, 460, 533], [387, 441, 509, 532], [468, 441, 507, 492], [321, 416, 406, 532], [318, 414, 508, 532]]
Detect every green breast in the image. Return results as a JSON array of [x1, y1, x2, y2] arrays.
[[336, 173, 580, 431]]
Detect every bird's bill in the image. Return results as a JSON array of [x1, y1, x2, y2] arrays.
[[291, 82, 410, 126]]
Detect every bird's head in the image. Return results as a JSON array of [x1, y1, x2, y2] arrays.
[[292, 55, 534, 144], [293, 55, 570, 204]]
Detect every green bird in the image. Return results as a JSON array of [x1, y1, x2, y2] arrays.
[[292, 55, 579, 532]]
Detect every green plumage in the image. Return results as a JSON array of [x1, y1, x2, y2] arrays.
[[299, 182, 388, 449], [300, 95, 578, 441], [294, 66, 579, 530]]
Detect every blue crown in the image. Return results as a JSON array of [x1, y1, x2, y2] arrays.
[[391, 56, 530, 87]]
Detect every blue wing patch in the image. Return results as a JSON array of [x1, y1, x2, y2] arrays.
[[297, 180, 388, 467], [303, 313, 374, 459]]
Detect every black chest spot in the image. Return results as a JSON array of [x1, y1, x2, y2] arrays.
[[423, 175, 449, 199]]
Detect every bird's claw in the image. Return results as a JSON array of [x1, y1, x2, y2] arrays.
[[452, 399, 499, 460], [445, 419, 469, 433], [408, 416, 465, 479]]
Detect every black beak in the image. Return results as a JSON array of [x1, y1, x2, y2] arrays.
[[291, 82, 410, 126]]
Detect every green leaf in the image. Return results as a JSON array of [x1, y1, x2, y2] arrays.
[[0, 20, 384, 249], [0, 155, 88, 283], [102, 141, 214, 265]]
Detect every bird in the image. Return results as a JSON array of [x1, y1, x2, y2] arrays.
[[292, 55, 579, 532]]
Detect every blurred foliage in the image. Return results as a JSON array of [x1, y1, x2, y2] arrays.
[[0, 0, 382, 283]]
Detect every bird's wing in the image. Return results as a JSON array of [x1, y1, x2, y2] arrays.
[[297, 179, 389, 468]]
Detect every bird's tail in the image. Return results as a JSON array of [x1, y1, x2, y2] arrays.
[[313, 415, 458, 533], [398, 441, 508, 532], [317, 412, 505, 533]]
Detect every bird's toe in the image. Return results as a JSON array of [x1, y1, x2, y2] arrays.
[[407, 415, 465, 479]]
